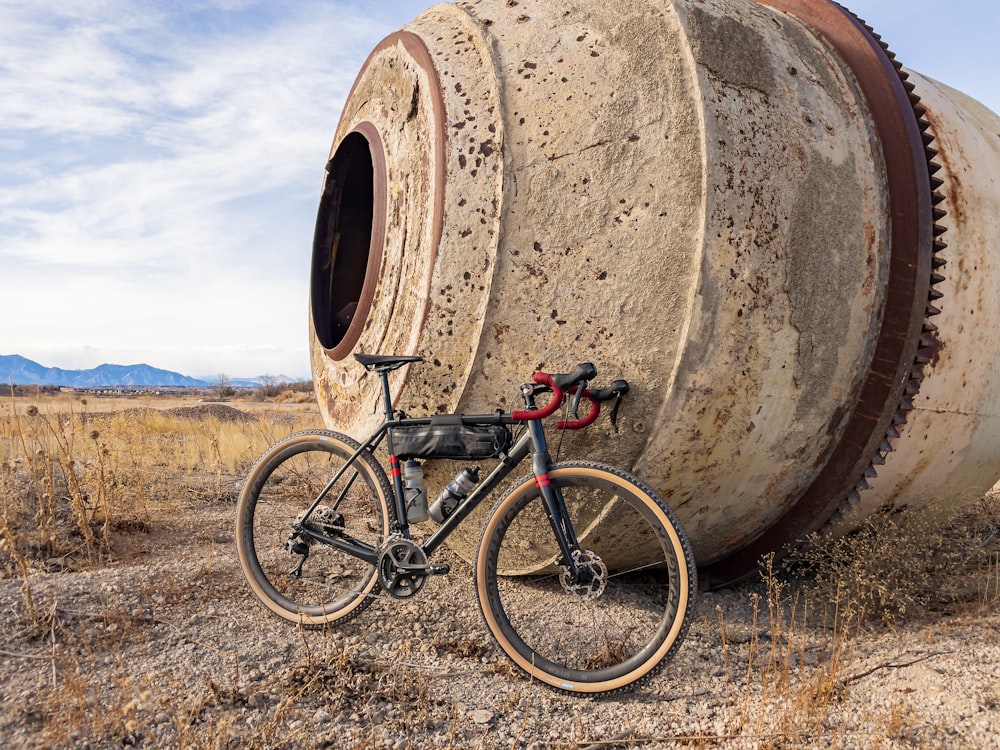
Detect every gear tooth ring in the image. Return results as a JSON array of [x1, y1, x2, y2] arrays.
[[378, 538, 428, 599]]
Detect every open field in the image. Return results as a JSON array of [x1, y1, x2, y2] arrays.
[[1, 390, 998, 748]]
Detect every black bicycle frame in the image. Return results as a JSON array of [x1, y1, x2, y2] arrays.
[[294, 384, 586, 578]]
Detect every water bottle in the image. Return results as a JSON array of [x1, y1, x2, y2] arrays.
[[429, 466, 480, 523], [402, 460, 428, 523]]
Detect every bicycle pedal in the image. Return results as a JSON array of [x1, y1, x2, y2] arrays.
[[427, 563, 450, 576]]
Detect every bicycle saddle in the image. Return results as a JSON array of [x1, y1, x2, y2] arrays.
[[354, 353, 424, 372]]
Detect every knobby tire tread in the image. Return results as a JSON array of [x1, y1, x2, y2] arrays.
[[236, 429, 393, 628], [475, 461, 696, 695]]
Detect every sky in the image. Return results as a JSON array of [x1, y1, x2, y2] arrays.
[[1, 1, 997, 380]]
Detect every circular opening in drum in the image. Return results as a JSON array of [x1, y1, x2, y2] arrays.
[[310, 127, 385, 359]]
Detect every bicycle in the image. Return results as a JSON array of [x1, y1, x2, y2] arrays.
[[236, 353, 696, 694]]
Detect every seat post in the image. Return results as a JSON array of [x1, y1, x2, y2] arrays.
[[378, 368, 395, 420]]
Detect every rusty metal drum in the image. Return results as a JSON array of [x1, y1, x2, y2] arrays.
[[308, 0, 1000, 583]]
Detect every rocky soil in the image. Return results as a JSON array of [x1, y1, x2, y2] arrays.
[[1, 493, 998, 749]]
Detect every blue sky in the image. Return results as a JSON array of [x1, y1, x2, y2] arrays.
[[1, 1, 997, 379]]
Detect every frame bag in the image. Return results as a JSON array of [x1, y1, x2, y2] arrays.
[[392, 416, 511, 461]]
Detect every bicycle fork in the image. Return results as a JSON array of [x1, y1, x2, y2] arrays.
[[525, 422, 589, 584]]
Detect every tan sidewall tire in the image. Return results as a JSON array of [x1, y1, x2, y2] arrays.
[[236, 430, 392, 627], [475, 463, 693, 693]]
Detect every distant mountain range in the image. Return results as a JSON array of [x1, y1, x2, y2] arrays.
[[0, 354, 293, 388]]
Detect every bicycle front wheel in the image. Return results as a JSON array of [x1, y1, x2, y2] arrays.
[[236, 429, 392, 627], [475, 462, 696, 694]]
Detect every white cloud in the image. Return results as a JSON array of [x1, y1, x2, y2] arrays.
[[0, 1, 382, 261], [0, 0, 417, 375], [1, 0, 996, 380]]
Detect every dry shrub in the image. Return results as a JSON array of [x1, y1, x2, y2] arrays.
[[273, 389, 313, 404], [718, 556, 862, 746], [787, 493, 1000, 626], [714, 494, 1000, 747], [0, 393, 317, 584]]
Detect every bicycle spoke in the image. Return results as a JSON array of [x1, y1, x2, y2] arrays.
[[236, 431, 392, 627], [477, 462, 695, 692]]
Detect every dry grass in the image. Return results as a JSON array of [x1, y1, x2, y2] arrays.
[[788, 494, 1000, 626], [0, 389, 318, 603], [713, 557, 866, 747], [707, 494, 1000, 748], [2, 388, 998, 747]]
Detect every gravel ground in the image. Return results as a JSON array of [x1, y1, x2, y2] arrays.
[[1, 495, 998, 749]]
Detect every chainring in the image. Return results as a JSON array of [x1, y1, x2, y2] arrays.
[[377, 538, 429, 599]]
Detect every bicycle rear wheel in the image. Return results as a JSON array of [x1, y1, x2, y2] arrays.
[[475, 461, 695, 694], [236, 430, 392, 627]]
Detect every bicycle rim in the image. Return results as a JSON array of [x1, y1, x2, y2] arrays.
[[476, 462, 695, 693], [236, 430, 391, 627]]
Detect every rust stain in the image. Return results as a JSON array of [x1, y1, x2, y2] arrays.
[[311, 0, 1000, 582]]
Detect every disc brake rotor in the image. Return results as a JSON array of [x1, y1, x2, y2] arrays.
[[559, 549, 608, 600]]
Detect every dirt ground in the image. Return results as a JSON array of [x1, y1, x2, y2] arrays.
[[1, 483, 998, 749]]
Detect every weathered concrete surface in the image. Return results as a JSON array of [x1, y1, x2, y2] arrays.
[[629, 0, 888, 562], [839, 74, 1000, 527], [310, 13, 504, 434], [310, 0, 1000, 575]]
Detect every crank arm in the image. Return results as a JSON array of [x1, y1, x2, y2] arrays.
[[393, 561, 450, 575]]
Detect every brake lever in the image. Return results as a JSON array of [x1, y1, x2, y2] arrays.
[[570, 379, 586, 420], [609, 392, 624, 432]]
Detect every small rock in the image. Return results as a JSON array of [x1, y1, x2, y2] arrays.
[[470, 709, 493, 725], [247, 691, 268, 710]]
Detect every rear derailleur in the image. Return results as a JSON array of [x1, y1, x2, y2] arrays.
[[285, 506, 345, 578]]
